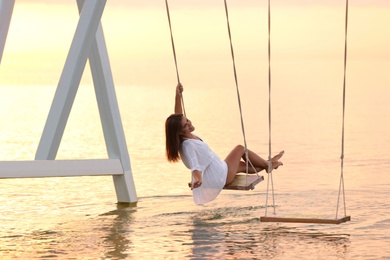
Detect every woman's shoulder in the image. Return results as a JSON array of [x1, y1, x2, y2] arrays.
[[181, 138, 195, 146], [182, 136, 201, 147]]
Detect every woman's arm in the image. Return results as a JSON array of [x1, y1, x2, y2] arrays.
[[191, 170, 202, 190], [174, 83, 183, 114], [181, 141, 203, 190]]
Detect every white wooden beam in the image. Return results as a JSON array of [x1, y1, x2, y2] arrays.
[[33, 0, 137, 203], [35, 0, 107, 160], [0, 0, 15, 64], [76, 0, 137, 203], [0, 0, 137, 203], [0, 159, 123, 178]]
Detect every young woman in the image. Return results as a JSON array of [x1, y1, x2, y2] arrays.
[[165, 83, 283, 204]]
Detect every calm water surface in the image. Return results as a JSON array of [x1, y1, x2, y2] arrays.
[[0, 74, 389, 259]]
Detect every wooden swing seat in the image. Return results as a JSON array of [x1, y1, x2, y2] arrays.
[[187, 174, 264, 191], [223, 174, 264, 190], [260, 215, 351, 225]]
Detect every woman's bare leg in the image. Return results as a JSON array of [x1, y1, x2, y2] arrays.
[[224, 145, 246, 185], [241, 150, 284, 172], [224, 145, 283, 185], [236, 161, 263, 173]]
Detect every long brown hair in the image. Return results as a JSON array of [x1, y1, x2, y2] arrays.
[[165, 114, 184, 162]]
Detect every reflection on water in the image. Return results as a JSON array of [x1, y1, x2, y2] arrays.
[[189, 206, 350, 259], [99, 204, 137, 259], [0, 184, 387, 259], [67, 200, 351, 259]]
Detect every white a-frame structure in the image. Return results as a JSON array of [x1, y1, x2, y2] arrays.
[[0, 0, 137, 204]]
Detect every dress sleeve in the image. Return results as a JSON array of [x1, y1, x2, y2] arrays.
[[181, 142, 202, 173]]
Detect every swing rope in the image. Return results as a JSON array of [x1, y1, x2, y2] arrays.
[[165, 0, 186, 117], [264, 0, 276, 217], [224, 0, 259, 181], [336, 0, 349, 219], [263, 0, 349, 219]]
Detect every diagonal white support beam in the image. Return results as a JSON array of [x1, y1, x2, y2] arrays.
[[0, 0, 15, 64], [34, 0, 137, 203], [35, 0, 107, 160], [77, 0, 137, 203]]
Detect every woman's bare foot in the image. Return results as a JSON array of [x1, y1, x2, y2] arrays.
[[273, 161, 283, 170], [265, 161, 283, 173], [265, 151, 284, 173], [272, 150, 284, 161]]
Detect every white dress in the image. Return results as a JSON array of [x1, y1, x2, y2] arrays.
[[180, 137, 228, 204]]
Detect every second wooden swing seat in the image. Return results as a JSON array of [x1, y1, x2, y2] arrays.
[[257, 0, 351, 225], [260, 215, 351, 225]]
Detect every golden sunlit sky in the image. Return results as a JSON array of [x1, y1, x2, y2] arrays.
[[0, 0, 389, 87]]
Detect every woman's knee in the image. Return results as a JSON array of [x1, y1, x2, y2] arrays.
[[225, 144, 245, 163], [227, 145, 245, 159], [233, 145, 245, 153]]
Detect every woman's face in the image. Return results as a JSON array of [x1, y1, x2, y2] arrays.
[[180, 116, 195, 135]]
